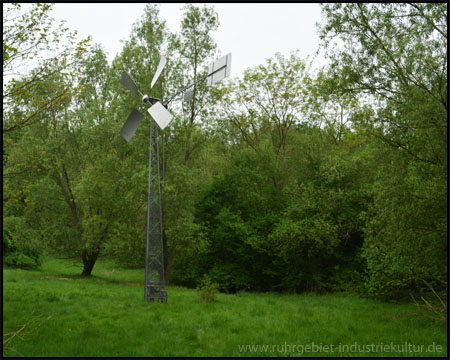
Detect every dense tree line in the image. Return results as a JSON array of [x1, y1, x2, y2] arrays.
[[3, 3, 447, 300]]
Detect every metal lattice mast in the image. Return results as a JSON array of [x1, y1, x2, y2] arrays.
[[144, 117, 167, 302]]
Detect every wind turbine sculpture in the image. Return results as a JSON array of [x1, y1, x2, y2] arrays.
[[119, 53, 232, 303]]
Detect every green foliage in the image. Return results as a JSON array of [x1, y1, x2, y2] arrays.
[[221, 51, 309, 154], [319, 3, 447, 298], [270, 217, 339, 292], [165, 209, 208, 286], [3, 41, 146, 275], [3, 3, 90, 134], [3, 216, 42, 269], [167, 3, 218, 117], [191, 65, 372, 293], [196, 274, 219, 302], [107, 223, 146, 268], [360, 146, 447, 298], [192, 144, 284, 293]]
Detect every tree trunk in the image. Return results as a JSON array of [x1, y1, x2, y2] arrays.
[[81, 251, 99, 276], [164, 242, 177, 285]]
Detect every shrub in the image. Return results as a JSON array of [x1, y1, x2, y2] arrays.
[[4, 252, 39, 269], [3, 216, 42, 269], [196, 274, 219, 303]]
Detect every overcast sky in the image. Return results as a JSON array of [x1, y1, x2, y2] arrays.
[[50, 3, 328, 80]]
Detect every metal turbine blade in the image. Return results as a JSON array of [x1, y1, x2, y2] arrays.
[[121, 71, 143, 97], [149, 55, 166, 92], [148, 102, 173, 130], [120, 108, 144, 142]]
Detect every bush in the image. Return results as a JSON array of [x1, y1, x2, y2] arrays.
[[3, 216, 42, 269], [196, 274, 219, 303], [4, 252, 39, 269]]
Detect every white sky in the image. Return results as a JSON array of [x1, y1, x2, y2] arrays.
[[50, 3, 328, 80]]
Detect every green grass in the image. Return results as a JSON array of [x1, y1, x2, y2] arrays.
[[3, 257, 447, 357]]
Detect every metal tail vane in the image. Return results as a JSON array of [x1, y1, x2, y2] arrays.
[[118, 53, 232, 303], [163, 53, 232, 107]]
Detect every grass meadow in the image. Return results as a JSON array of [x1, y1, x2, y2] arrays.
[[3, 257, 447, 357]]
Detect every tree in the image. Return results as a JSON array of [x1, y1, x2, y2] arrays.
[[216, 51, 314, 208], [192, 126, 371, 293], [270, 126, 372, 292], [303, 68, 361, 145], [319, 3, 446, 165], [3, 4, 91, 252], [4, 45, 143, 276], [161, 4, 220, 283], [190, 54, 314, 292], [221, 52, 309, 156], [3, 3, 89, 134], [193, 146, 282, 292], [319, 3, 447, 297], [166, 4, 219, 166]]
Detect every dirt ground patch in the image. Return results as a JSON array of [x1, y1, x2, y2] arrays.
[[40, 276, 74, 281], [40, 275, 143, 287]]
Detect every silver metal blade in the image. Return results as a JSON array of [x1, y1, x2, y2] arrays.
[[121, 71, 142, 97], [120, 108, 144, 142], [150, 55, 166, 91], [148, 102, 173, 130]]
